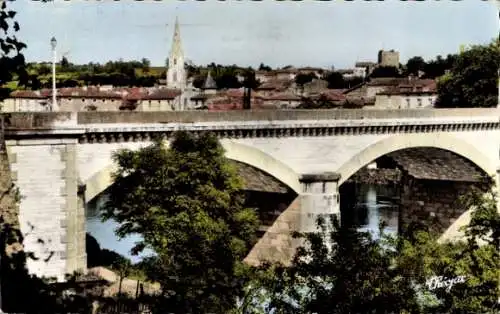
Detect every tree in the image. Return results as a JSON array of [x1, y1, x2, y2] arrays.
[[323, 71, 345, 89], [257, 216, 420, 314], [37, 64, 51, 76], [395, 176, 499, 313], [258, 63, 272, 72], [102, 132, 260, 313], [294, 72, 316, 87], [0, 1, 27, 99], [405, 56, 426, 76], [215, 73, 242, 89], [60, 56, 70, 71], [435, 38, 499, 108], [141, 58, 151, 73], [0, 2, 28, 310]]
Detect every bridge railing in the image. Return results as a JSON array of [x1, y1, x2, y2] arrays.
[[76, 108, 500, 124], [1, 108, 499, 129]]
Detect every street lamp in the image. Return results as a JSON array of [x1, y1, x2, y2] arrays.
[[50, 37, 57, 111]]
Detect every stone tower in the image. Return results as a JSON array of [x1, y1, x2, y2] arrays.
[[166, 17, 186, 91]]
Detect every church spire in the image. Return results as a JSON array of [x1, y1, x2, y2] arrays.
[[166, 16, 186, 91], [170, 16, 183, 58]]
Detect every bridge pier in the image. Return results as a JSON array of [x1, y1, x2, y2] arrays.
[[298, 173, 341, 233], [244, 172, 341, 266]]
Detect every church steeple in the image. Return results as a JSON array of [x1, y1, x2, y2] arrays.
[[203, 71, 217, 90], [166, 16, 186, 90], [170, 16, 183, 58]]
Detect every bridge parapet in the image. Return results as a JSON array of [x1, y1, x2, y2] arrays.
[[75, 108, 500, 124], [0, 108, 499, 130]]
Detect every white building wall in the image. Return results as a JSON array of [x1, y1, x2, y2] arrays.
[[375, 94, 437, 109]]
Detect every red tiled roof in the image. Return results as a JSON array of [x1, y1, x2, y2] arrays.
[[61, 89, 123, 99], [225, 88, 245, 98], [298, 67, 323, 71], [140, 89, 181, 100], [315, 90, 346, 102], [263, 92, 301, 101], [9, 90, 47, 99], [207, 103, 244, 111], [377, 79, 437, 95], [367, 77, 436, 87], [274, 68, 297, 74]]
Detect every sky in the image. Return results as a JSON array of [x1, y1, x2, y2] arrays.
[[9, 0, 500, 69]]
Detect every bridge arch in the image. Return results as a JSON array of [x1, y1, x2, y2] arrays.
[[336, 133, 496, 243], [84, 140, 301, 203], [337, 133, 495, 186]]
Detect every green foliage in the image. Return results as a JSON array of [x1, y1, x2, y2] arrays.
[[395, 180, 500, 313], [258, 63, 272, 72], [16, 59, 164, 89], [322, 71, 363, 89], [405, 56, 426, 76], [294, 72, 317, 87], [103, 131, 260, 313], [256, 216, 420, 314], [436, 38, 499, 108], [250, 179, 499, 314], [323, 71, 344, 89], [0, 0, 27, 100], [422, 54, 456, 79]]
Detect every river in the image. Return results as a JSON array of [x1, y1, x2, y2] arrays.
[[86, 183, 400, 263]]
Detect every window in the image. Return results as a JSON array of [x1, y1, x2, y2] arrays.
[[173, 72, 177, 82], [406, 98, 410, 108], [417, 98, 422, 107], [429, 98, 434, 105], [173, 58, 177, 65]]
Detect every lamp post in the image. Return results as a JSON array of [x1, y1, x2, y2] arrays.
[[50, 37, 57, 111]]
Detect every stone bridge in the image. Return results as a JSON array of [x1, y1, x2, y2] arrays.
[[2, 108, 500, 281]]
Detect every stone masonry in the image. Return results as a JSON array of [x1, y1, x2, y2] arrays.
[[7, 137, 86, 281], [1, 109, 499, 279], [400, 177, 485, 235]]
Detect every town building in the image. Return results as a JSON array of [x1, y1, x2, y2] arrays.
[[343, 77, 437, 108]]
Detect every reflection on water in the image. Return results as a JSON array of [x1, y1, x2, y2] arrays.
[[341, 184, 399, 240], [86, 193, 150, 263]]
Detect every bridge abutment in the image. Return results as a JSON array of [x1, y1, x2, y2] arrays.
[[7, 138, 86, 281]]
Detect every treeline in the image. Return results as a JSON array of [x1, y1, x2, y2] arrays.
[[24, 58, 161, 89]]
